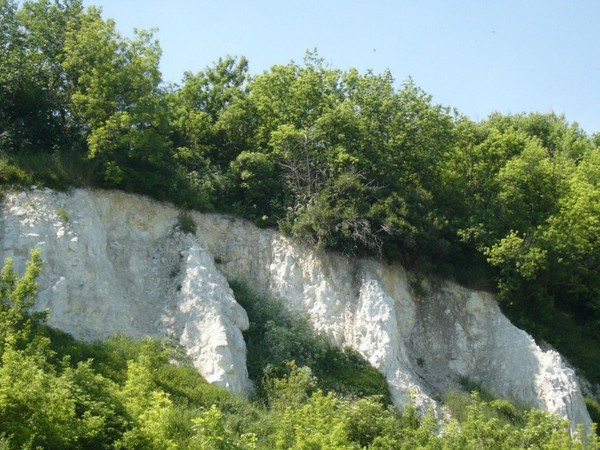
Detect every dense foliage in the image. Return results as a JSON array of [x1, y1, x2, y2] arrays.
[[1, 253, 599, 449], [231, 280, 391, 404], [1, 0, 600, 411]]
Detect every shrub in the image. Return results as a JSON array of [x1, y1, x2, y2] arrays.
[[56, 207, 69, 223], [586, 397, 600, 434], [177, 211, 197, 235], [230, 280, 391, 403]]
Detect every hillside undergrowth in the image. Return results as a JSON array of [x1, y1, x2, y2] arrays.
[[1, 252, 599, 449]]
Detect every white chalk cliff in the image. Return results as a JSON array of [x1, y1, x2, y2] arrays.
[[0, 188, 591, 430]]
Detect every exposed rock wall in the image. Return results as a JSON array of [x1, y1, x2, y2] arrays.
[[0, 188, 591, 429], [0, 188, 249, 395]]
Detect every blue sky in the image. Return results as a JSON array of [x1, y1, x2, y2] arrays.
[[83, 0, 600, 134]]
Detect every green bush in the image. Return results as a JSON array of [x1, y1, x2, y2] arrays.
[[0, 158, 33, 186], [177, 211, 197, 235], [56, 207, 69, 223], [444, 388, 524, 428], [586, 397, 600, 433], [0, 149, 99, 191], [230, 280, 392, 403]]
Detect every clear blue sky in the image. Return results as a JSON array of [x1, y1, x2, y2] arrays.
[[83, 0, 600, 134]]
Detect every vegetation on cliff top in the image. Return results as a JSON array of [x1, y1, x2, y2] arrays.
[[1, 0, 600, 397]]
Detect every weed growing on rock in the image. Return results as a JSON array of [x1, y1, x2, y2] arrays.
[[56, 207, 69, 223], [177, 211, 196, 235]]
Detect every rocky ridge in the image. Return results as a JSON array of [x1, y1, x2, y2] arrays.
[[0, 188, 591, 430]]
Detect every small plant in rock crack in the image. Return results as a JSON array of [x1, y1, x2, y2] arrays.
[[177, 211, 196, 235], [56, 207, 69, 223]]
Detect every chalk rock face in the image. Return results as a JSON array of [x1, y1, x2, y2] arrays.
[[0, 188, 591, 429], [0, 188, 249, 396]]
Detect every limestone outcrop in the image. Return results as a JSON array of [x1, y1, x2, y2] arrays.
[[0, 188, 591, 429]]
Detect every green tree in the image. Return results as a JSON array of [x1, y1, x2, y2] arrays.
[[62, 7, 169, 185], [0, 250, 42, 356], [268, 364, 358, 450], [538, 148, 600, 322], [0, 0, 84, 153], [449, 127, 529, 249], [229, 150, 281, 222], [191, 404, 256, 450], [170, 56, 251, 167], [247, 51, 343, 147], [116, 354, 177, 450], [0, 251, 124, 449]]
